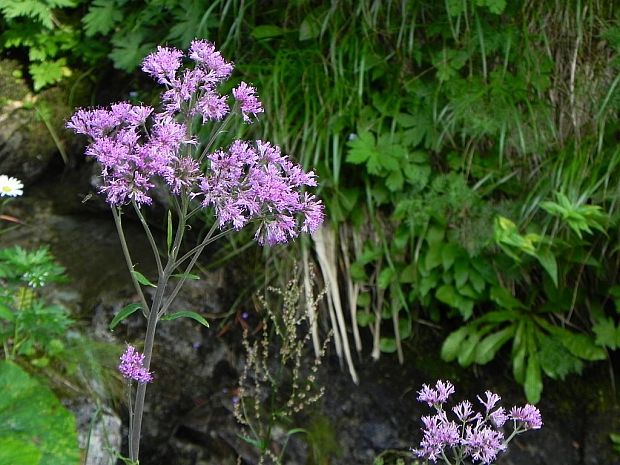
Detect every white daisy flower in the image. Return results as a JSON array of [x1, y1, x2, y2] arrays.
[[0, 175, 24, 197]]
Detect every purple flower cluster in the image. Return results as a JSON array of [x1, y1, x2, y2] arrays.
[[412, 380, 543, 464], [118, 345, 153, 384], [67, 40, 323, 245], [200, 139, 324, 245]]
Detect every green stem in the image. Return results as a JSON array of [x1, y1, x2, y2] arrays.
[[112, 208, 150, 317], [158, 223, 225, 317], [132, 200, 163, 276]]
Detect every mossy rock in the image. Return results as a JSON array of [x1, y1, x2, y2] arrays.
[[0, 59, 74, 183]]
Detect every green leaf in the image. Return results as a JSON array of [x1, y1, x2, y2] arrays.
[[490, 285, 524, 309], [346, 131, 375, 164], [458, 332, 481, 367], [475, 326, 514, 365], [166, 210, 173, 254], [0, 303, 14, 321], [83, 0, 122, 36], [377, 268, 395, 290], [441, 243, 459, 270], [131, 270, 156, 287], [425, 243, 443, 271], [171, 273, 200, 280], [160, 311, 209, 328], [356, 310, 374, 327], [436, 284, 459, 307], [109, 303, 142, 330], [558, 330, 606, 361], [30, 59, 70, 91], [441, 326, 469, 362], [535, 247, 558, 287], [109, 31, 152, 72], [385, 169, 404, 192], [593, 317, 620, 350], [524, 353, 542, 403], [251, 25, 287, 40], [379, 337, 397, 353], [0, 361, 80, 465]]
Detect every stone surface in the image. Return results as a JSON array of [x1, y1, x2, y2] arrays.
[[0, 59, 74, 183]]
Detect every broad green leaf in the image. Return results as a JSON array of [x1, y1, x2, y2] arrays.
[[454, 260, 469, 288], [490, 285, 524, 309], [399, 316, 412, 339], [558, 330, 606, 361], [346, 131, 376, 164], [458, 332, 481, 367], [535, 247, 558, 287], [356, 311, 374, 327], [441, 326, 469, 361], [0, 361, 80, 465], [441, 243, 459, 270], [436, 284, 459, 307], [385, 169, 404, 192], [377, 267, 395, 290], [160, 311, 209, 328], [30, 59, 70, 91], [131, 270, 156, 287], [425, 243, 443, 270], [379, 337, 397, 353], [109, 303, 142, 330], [426, 226, 445, 245], [83, 0, 122, 36], [593, 317, 620, 350], [399, 263, 416, 284], [475, 326, 514, 365], [524, 353, 542, 403]]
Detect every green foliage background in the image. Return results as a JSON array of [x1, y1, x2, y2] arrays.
[[2, 0, 620, 403]]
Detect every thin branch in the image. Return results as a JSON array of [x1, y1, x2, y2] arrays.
[[111, 207, 149, 317], [132, 201, 163, 276]]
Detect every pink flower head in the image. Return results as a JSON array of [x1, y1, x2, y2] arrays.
[[142, 46, 184, 85], [189, 39, 233, 81], [509, 404, 543, 430], [233, 82, 263, 122], [417, 380, 455, 407], [119, 345, 153, 384], [463, 424, 506, 464], [477, 391, 501, 412]]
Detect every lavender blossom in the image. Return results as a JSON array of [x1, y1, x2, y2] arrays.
[[412, 380, 542, 465], [67, 40, 323, 245], [233, 82, 264, 122], [141, 46, 184, 85], [509, 404, 543, 430], [417, 380, 455, 407], [463, 423, 506, 464], [119, 345, 153, 384]]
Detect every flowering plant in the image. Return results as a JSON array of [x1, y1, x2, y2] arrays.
[[412, 380, 542, 465], [67, 39, 323, 463]]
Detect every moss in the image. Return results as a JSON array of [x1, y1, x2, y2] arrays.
[[0, 60, 29, 103]]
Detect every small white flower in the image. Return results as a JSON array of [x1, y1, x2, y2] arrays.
[[0, 175, 24, 197]]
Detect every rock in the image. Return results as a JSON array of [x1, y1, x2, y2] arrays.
[[0, 59, 74, 183], [72, 400, 122, 465]]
